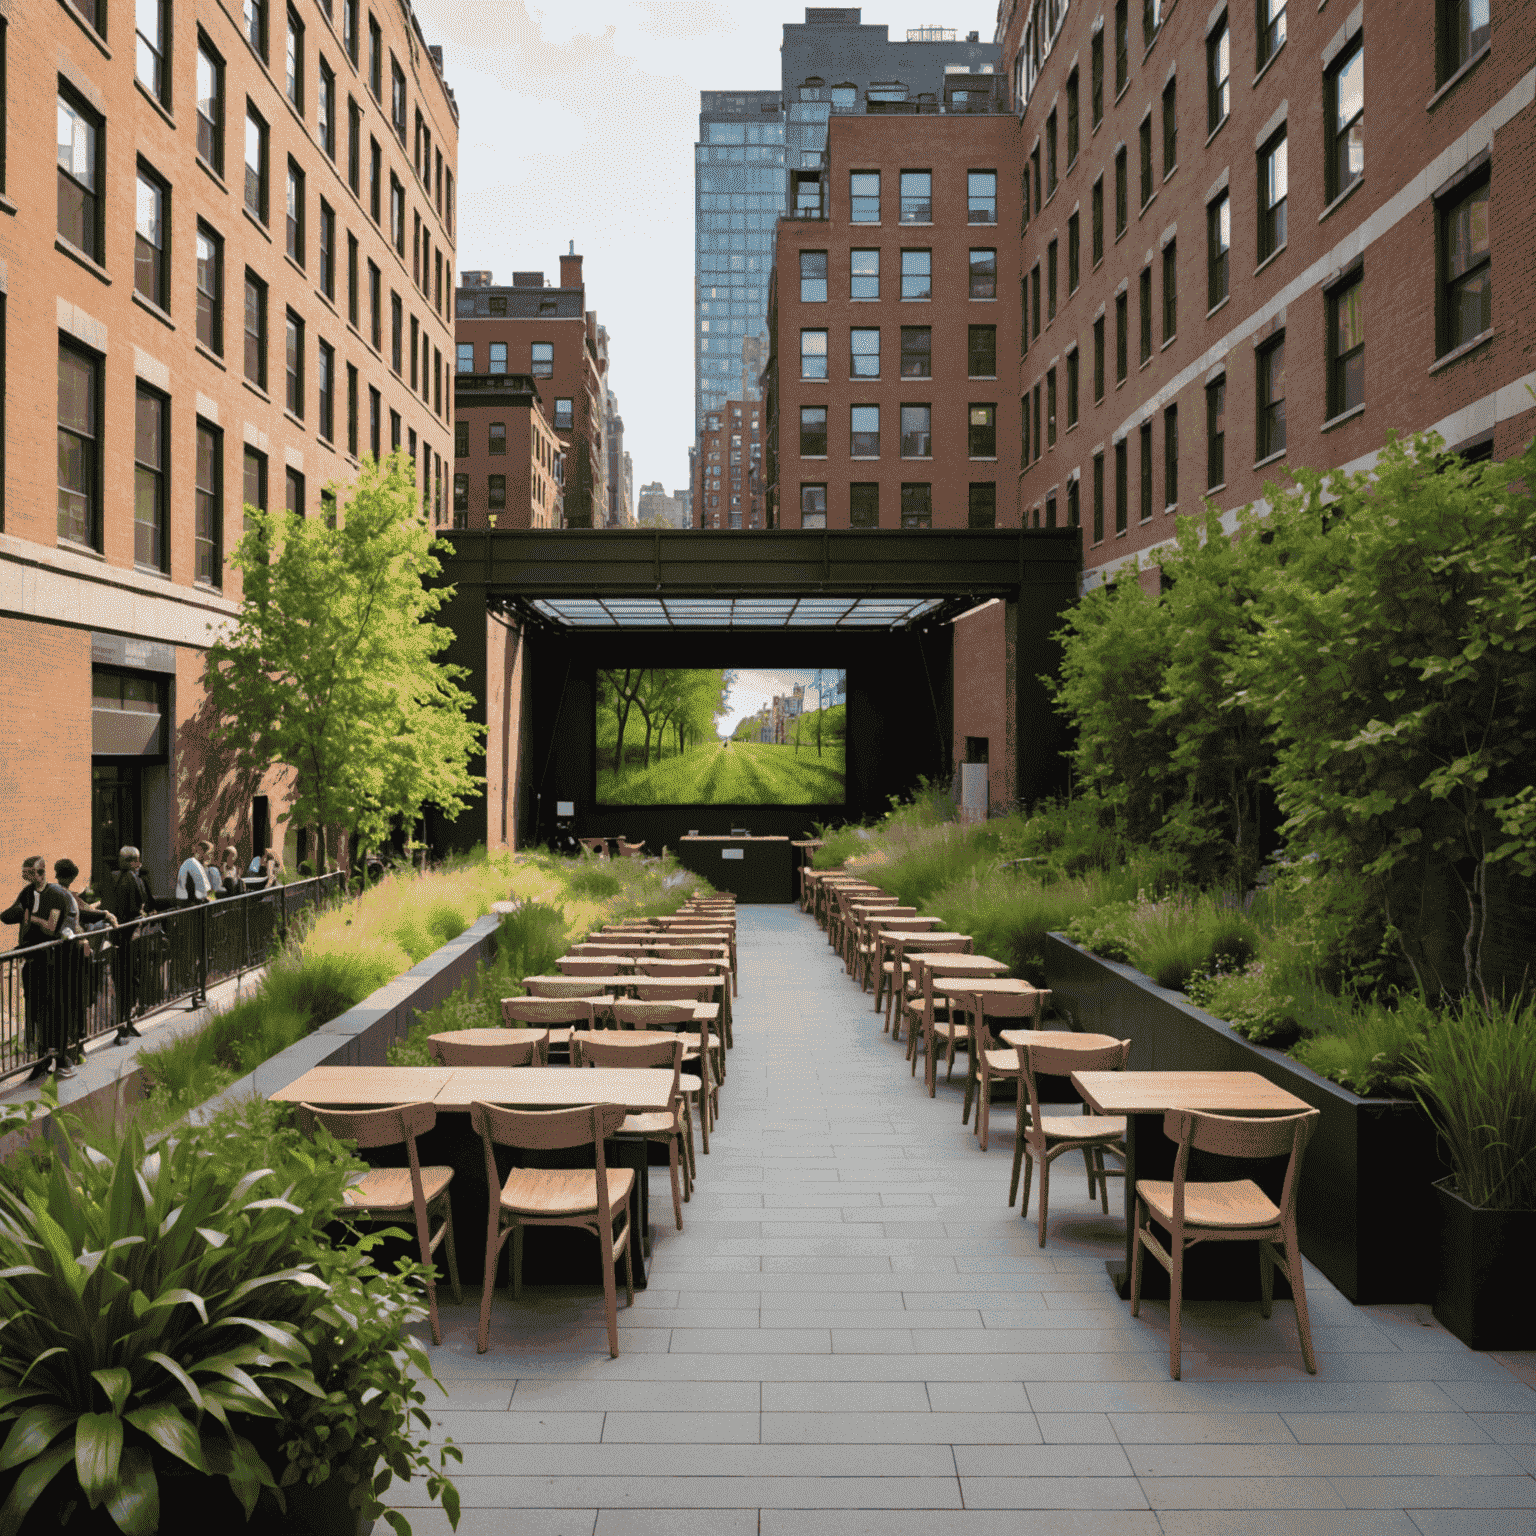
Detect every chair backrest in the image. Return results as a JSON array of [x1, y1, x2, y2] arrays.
[[576, 941, 647, 956], [298, 1099, 435, 1149], [1017, 1037, 1131, 1129], [950, 986, 1048, 1025], [637, 958, 721, 977], [557, 957, 628, 976], [617, 840, 645, 857], [471, 1099, 627, 1151], [656, 945, 723, 960], [575, 1033, 682, 1084], [525, 978, 609, 1000], [630, 980, 713, 1002], [875, 916, 940, 931], [430, 1030, 546, 1068], [613, 1000, 697, 1031], [502, 996, 596, 1028], [910, 937, 975, 957], [1164, 1108, 1320, 1229]]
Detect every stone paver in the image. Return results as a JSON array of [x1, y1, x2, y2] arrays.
[[393, 904, 1536, 1532]]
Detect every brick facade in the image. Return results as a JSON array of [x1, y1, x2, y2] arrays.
[[452, 373, 563, 530], [695, 398, 766, 528]]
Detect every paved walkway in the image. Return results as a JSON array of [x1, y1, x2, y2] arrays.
[[395, 904, 1536, 1536]]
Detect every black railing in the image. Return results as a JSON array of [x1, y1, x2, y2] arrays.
[[0, 873, 347, 1079]]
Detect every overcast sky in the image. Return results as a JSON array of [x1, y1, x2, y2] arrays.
[[413, 1, 999, 497]]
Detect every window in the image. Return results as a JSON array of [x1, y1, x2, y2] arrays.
[[900, 326, 932, 378], [318, 57, 336, 159], [1162, 79, 1177, 177], [1091, 29, 1105, 126], [488, 474, 506, 510], [390, 292, 402, 372], [801, 329, 828, 380], [489, 422, 506, 456], [1139, 266, 1153, 362], [243, 271, 267, 387], [850, 171, 880, 222], [391, 56, 407, 141], [369, 137, 381, 222], [1030, 264, 1041, 339], [1328, 41, 1364, 202], [1140, 116, 1153, 208], [850, 249, 880, 299], [1164, 403, 1179, 507], [453, 473, 468, 515], [390, 175, 405, 254], [318, 202, 335, 298], [851, 328, 880, 378], [347, 364, 358, 456], [194, 421, 223, 585], [800, 250, 828, 302], [1115, 437, 1129, 532], [1139, 421, 1154, 521], [1115, 0, 1129, 93], [970, 404, 997, 458], [1068, 212, 1081, 291], [1031, 146, 1042, 215], [1208, 192, 1231, 308], [1092, 176, 1104, 265], [970, 249, 997, 300], [57, 91, 101, 259], [1162, 240, 1177, 342], [369, 387, 381, 458], [344, 0, 359, 61], [197, 40, 225, 171], [1114, 146, 1128, 236], [900, 484, 932, 529], [1094, 315, 1106, 400], [245, 0, 268, 59], [1047, 241, 1058, 320], [286, 9, 303, 109], [285, 311, 304, 416], [245, 107, 269, 222], [968, 325, 997, 377], [1021, 392, 1031, 464], [1116, 291, 1129, 381], [348, 99, 362, 193], [134, 167, 168, 310], [900, 404, 930, 457], [134, 387, 168, 570], [456, 341, 473, 374], [286, 161, 306, 265], [1442, 172, 1491, 352], [968, 484, 997, 529], [368, 261, 381, 349], [968, 170, 997, 224], [1047, 113, 1058, 195], [1259, 129, 1288, 260], [1067, 349, 1080, 427], [317, 339, 334, 440], [1441, 0, 1490, 82], [196, 225, 223, 354], [852, 404, 881, 457], [800, 484, 827, 528], [1046, 371, 1057, 446], [531, 341, 553, 378], [1092, 452, 1105, 540], [1257, 335, 1286, 458], [368, 14, 382, 97], [1033, 385, 1042, 460], [1329, 274, 1365, 415], [800, 406, 827, 456], [286, 467, 304, 517], [488, 341, 507, 375], [900, 170, 931, 222], [136, 0, 170, 100], [1145, 0, 1163, 43], [454, 420, 469, 458], [1068, 477, 1081, 528], [1067, 71, 1080, 165], [1259, 0, 1287, 70], [58, 342, 100, 548], [901, 249, 932, 300], [1208, 17, 1230, 132], [1206, 376, 1226, 485]]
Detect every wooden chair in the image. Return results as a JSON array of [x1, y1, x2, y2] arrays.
[[297, 1101, 461, 1346], [1009, 1037, 1132, 1247], [525, 978, 611, 1001], [557, 956, 632, 978], [577, 837, 610, 858], [834, 891, 898, 971], [470, 1101, 633, 1357], [616, 839, 645, 857], [870, 923, 935, 1016], [573, 940, 648, 957], [1132, 1107, 1321, 1380], [429, 1029, 548, 1068], [501, 996, 597, 1051], [851, 906, 918, 988], [574, 1031, 687, 1237], [958, 987, 1053, 1143], [895, 939, 975, 1045], [613, 999, 720, 1151]]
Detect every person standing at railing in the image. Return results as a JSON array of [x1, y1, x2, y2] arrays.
[[51, 859, 103, 1070], [101, 847, 154, 1040], [175, 841, 216, 904], [219, 846, 241, 896], [243, 847, 282, 892], [0, 857, 76, 1079]]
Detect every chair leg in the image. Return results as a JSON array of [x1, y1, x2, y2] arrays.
[[442, 1200, 464, 1305], [1284, 1219, 1318, 1375], [622, 1226, 635, 1307], [1037, 1151, 1051, 1248], [668, 1133, 684, 1231], [512, 1225, 525, 1300], [962, 1059, 976, 1127], [1259, 1238, 1275, 1319], [979, 1077, 991, 1152], [1168, 1230, 1185, 1380], [600, 1222, 620, 1359], [1082, 1146, 1099, 1205], [1096, 1149, 1111, 1216], [1008, 1124, 1025, 1205], [1129, 1200, 1146, 1317], [477, 1218, 503, 1355], [1019, 1145, 1035, 1219]]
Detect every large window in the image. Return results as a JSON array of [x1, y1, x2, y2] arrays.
[[800, 328, 828, 380], [488, 341, 507, 375], [389, 175, 405, 254], [1116, 291, 1128, 381], [196, 225, 223, 354], [1115, 0, 1129, 93], [851, 328, 880, 378], [851, 404, 881, 457], [391, 57, 407, 141], [899, 404, 930, 458], [850, 171, 880, 222], [800, 484, 827, 529], [1441, 172, 1491, 353], [1164, 404, 1179, 508], [799, 406, 827, 456], [246, 0, 268, 59], [1092, 452, 1105, 541], [369, 14, 383, 96], [317, 339, 335, 441], [286, 160, 305, 265], [58, 342, 99, 548], [1162, 240, 1177, 342], [900, 170, 931, 222], [1206, 376, 1226, 486], [1139, 421, 1154, 522], [1163, 79, 1178, 177], [134, 388, 168, 570], [1094, 315, 1105, 401], [849, 483, 879, 528], [318, 201, 335, 299], [243, 271, 267, 387], [488, 475, 506, 510], [1329, 274, 1365, 416], [1091, 29, 1104, 126], [1068, 212, 1081, 292], [901, 249, 932, 300], [1139, 116, 1153, 209], [196, 422, 222, 586], [531, 341, 553, 377], [245, 106, 269, 222], [285, 310, 304, 417], [286, 8, 304, 110], [968, 171, 997, 223], [135, 167, 168, 310], [1066, 348, 1080, 428], [57, 91, 101, 260], [1092, 176, 1104, 265], [454, 420, 469, 457], [318, 57, 336, 159], [1047, 241, 1058, 320], [900, 484, 932, 529], [1046, 113, 1058, 196], [1208, 192, 1231, 308], [968, 325, 997, 378], [800, 250, 827, 302], [1114, 146, 1128, 236], [1046, 370, 1057, 446], [489, 422, 506, 455], [137, 0, 169, 103], [850, 249, 880, 299], [1259, 129, 1288, 260], [1257, 335, 1286, 459], [1258, 0, 1287, 70], [1208, 16, 1230, 131], [900, 326, 931, 378], [197, 39, 225, 171], [390, 292, 402, 373], [1441, 0, 1490, 83], [1115, 436, 1129, 533], [968, 484, 997, 529], [344, 0, 359, 63], [969, 404, 997, 458], [1139, 266, 1153, 363], [1328, 41, 1364, 202], [1067, 70, 1080, 165], [969, 249, 997, 300], [368, 261, 381, 349]]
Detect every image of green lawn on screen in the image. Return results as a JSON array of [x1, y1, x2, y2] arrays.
[[596, 667, 846, 805]]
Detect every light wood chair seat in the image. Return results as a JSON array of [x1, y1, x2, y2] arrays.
[[621, 1111, 677, 1136], [1135, 1177, 1279, 1231], [499, 1164, 636, 1217], [1034, 1111, 1128, 1142], [345, 1163, 455, 1210]]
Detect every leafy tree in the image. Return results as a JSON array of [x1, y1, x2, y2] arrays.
[[203, 453, 482, 872]]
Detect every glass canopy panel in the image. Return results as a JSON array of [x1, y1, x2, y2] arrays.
[[528, 596, 951, 629]]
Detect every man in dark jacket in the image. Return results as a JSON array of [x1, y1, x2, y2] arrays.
[[101, 847, 155, 1039], [1, 857, 77, 1078]]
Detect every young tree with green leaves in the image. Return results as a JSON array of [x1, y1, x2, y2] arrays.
[[202, 452, 482, 872]]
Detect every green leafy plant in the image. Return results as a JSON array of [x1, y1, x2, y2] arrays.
[[1186, 962, 1300, 1048]]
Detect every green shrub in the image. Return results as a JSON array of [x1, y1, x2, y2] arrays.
[[1064, 901, 1138, 964], [1186, 963, 1300, 1048], [567, 866, 624, 900]]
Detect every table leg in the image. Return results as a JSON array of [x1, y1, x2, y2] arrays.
[[1108, 1112, 1142, 1298]]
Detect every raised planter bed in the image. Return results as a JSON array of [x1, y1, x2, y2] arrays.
[[1044, 932, 1442, 1304]]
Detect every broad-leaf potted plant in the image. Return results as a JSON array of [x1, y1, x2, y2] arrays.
[[1408, 995, 1536, 1350]]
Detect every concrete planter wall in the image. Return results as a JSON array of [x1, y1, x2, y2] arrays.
[[1043, 932, 1442, 1304]]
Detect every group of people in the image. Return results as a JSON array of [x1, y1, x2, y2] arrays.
[[2, 841, 285, 1081]]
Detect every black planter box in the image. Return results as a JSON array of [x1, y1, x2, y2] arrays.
[[1044, 933, 1442, 1304], [1432, 1178, 1536, 1349]]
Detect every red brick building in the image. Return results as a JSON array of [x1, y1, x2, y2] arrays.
[[1003, 0, 1536, 588], [1, 0, 457, 907], [454, 255, 609, 527], [695, 398, 766, 528], [765, 113, 1022, 529], [452, 374, 563, 530]]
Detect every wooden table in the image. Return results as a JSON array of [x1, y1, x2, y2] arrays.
[[1072, 1070, 1314, 1301]]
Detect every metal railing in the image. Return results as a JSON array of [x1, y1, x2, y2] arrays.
[[0, 873, 347, 1079]]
